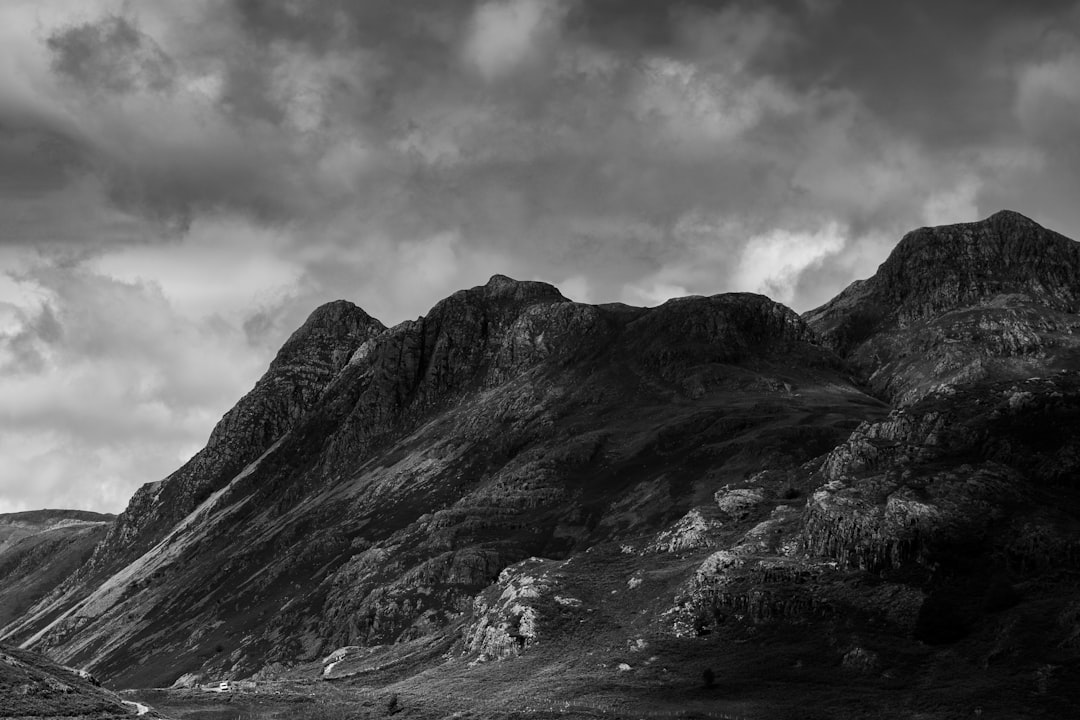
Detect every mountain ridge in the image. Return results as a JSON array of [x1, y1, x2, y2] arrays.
[[4, 210, 1080, 717]]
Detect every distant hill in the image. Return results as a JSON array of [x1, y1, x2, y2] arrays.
[[0, 511, 114, 629]]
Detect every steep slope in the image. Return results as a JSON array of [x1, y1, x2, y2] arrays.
[[0, 301, 386, 655], [2, 277, 885, 687], [805, 210, 1080, 403], [89, 300, 387, 570], [0, 511, 113, 630], [0, 643, 153, 718]]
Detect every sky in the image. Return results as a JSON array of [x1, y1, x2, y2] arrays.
[[2, 0, 1080, 514]]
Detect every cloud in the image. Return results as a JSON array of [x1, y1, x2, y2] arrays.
[[736, 223, 846, 304], [464, 0, 564, 80], [47, 15, 177, 95], [632, 56, 796, 151], [3, 1, 1080, 513], [0, 257, 270, 512], [1015, 44, 1080, 148]]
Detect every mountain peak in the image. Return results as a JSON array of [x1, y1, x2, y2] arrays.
[[805, 211, 1080, 402], [808, 211, 1080, 343], [479, 273, 566, 303], [292, 299, 382, 337], [874, 210, 1080, 316], [485, 273, 518, 288], [985, 208, 1037, 225], [271, 300, 385, 369]]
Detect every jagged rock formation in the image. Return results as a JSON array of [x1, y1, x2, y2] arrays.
[[4, 211, 1080, 717]]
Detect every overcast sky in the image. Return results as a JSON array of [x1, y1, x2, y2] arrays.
[[2, 0, 1080, 513]]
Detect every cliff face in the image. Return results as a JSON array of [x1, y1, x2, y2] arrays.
[[5, 212, 1080, 714]]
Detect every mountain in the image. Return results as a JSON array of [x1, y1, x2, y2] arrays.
[[805, 209, 1080, 403], [0, 510, 113, 630], [0, 278, 883, 688], [3, 211, 1079, 717]]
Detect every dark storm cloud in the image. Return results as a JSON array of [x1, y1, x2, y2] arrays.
[[0, 127, 85, 198], [29, 13, 322, 230], [5, 0, 1080, 513], [47, 16, 176, 95], [12, 0, 1080, 249]]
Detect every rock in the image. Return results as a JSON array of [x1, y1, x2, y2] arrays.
[[170, 672, 204, 689], [648, 508, 723, 553], [842, 646, 880, 673], [463, 558, 562, 662], [714, 487, 766, 517]]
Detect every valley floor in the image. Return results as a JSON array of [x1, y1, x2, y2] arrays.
[[129, 608, 1078, 720]]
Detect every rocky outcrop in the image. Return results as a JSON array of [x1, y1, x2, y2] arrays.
[[803, 373, 1080, 577], [647, 508, 723, 553], [463, 558, 565, 662], [714, 487, 767, 518]]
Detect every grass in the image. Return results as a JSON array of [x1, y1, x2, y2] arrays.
[[122, 532, 1079, 720]]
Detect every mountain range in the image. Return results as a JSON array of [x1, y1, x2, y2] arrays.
[[2, 210, 1079, 718]]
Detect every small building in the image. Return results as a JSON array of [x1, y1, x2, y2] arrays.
[[203, 679, 255, 693]]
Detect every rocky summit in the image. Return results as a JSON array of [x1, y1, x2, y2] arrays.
[[3, 211, 1080, 719]]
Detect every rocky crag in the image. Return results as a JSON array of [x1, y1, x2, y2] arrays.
[[3, 211, 1079, 716], [805, 209, 1080, 403]]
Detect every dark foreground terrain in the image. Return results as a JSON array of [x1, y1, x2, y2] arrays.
[[3, 211, 1079, 719]]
